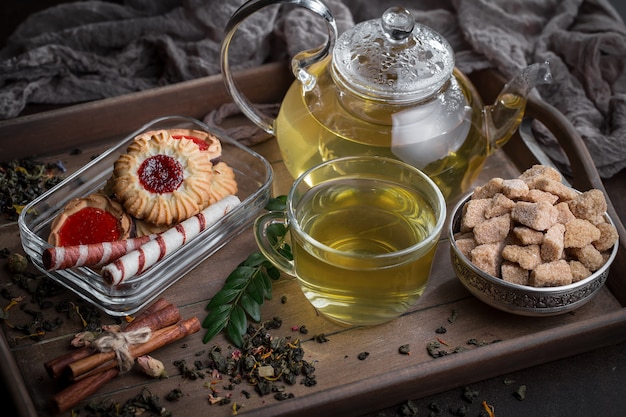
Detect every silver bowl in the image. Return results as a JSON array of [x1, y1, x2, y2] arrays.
[[449, 193, 619, 317]]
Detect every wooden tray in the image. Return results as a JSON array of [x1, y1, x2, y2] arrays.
[[1, 62, 625, 417]]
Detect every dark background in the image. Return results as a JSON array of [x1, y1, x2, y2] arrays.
[[1, 1, 625, 416]]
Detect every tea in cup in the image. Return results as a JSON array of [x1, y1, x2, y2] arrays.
[[254, 156, 446, 326]]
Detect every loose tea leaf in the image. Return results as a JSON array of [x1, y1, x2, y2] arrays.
[[206, 320, 317, 402], [399, 344, 411, 355], [84, 387, 171, 417], [398, 400, 419, 416], [0, 159, 64, 220], [448, 309, 460, 323], [202, 196, 291, 347], [462, 386, 479, 403]]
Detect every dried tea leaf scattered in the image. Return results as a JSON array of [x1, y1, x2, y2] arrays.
[[0, 159, 64, 220], [462, 386, 479, 403], [313, 333, 329, 343], [513, 385, 527, 400], [398, 400, 418, 416], [398, 344, 411, 355], [206, 319, 317, 403], [503, 377, 516, 385], [449, 404, 469, 416], [448, 309, 460, 323], [7, 253, 28, 274], [165, 388, 184, 402], [84, 387, 171, 417]]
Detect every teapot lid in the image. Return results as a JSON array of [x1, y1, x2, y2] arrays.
[[331, 7, 454, 103]]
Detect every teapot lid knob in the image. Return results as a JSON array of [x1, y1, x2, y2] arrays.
[[331, 7, 455, 103], [381, 7, 414, 42]]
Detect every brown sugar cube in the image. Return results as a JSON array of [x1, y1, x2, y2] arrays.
[[472, 178, 504, 200], [511, 201, 558, 231], [485, 193, 515, 218], [473, 213, 511, 244], [518, 164, 563, 187], [563, 218, 601, 248], [461, 198, 490, 231], [532, 178, 578, 202], [555, 202, 576, 224], [470, 243, 503, 277], [502, 179, 529, 199], [541, 223, 565, 262], [454, 232, 474, 240], [593, 222, 618, 252], [521, 189, 559, 205], [569, 244, 605, 272], [502, 244, 542, 270], [513, 226, 544, 245], [529, 260, 573, 287], [568, 260, 592, 282], [501, 261, 530, 285], [568, 189, 607, 225], [455, 235, 477, 259]]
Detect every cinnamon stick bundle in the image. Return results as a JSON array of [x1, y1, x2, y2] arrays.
[[50, 316, 200, 413], [44, 298, 179, 379], [67, 317, 201, 381]]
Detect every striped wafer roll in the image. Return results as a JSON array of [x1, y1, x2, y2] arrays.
[[43, 234, 157, 271], [101, 195, 241, 285]]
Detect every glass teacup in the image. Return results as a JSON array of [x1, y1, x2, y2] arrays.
[[255, 156, 446, 326]]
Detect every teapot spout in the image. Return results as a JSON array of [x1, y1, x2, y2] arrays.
[[483, 61, 552, 152]]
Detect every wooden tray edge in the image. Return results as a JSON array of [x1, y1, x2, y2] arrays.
[[0, 61, 291, 161], [0, 330, 38, 417]]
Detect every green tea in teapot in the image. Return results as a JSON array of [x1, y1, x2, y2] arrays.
[[276, 58, 532, 201]]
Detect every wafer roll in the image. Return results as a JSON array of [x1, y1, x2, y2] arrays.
[[43, 235, 157, 270], [101, 195, 241, 285]]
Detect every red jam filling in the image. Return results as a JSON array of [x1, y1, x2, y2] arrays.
[[172, 134, 209, 151], [57, 207, 121, 246], [138, 154, 184, 194]]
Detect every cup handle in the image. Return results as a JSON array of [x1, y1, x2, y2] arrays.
[[220, 0, 338, 135], [254, 211, 296, 276]]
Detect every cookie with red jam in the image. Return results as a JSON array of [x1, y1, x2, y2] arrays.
[[48, 193, 132, 246], [112, 131, 214, 226]]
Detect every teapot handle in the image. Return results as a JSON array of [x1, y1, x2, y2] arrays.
[[221, 0, 338, 135]]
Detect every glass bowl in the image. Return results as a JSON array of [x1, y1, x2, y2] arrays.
[[19, 116, 273, 316]]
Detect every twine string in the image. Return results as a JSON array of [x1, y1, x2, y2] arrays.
[[92, 326, 152, 373]]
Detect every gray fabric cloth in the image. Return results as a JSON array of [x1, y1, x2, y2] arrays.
[[1, 0, 625, 178]]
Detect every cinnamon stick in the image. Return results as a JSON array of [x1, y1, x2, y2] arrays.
[[126, 297, 172, 329], [44, 298, 177, 379], [125, 303, 181, 332], [51, 368, 119, 413], [67, 317, 201, 381]]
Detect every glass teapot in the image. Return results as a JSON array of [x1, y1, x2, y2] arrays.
[[221, 0, 552, 201]]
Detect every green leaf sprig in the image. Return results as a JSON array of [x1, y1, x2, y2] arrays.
[[202, 196, 292, 347]]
